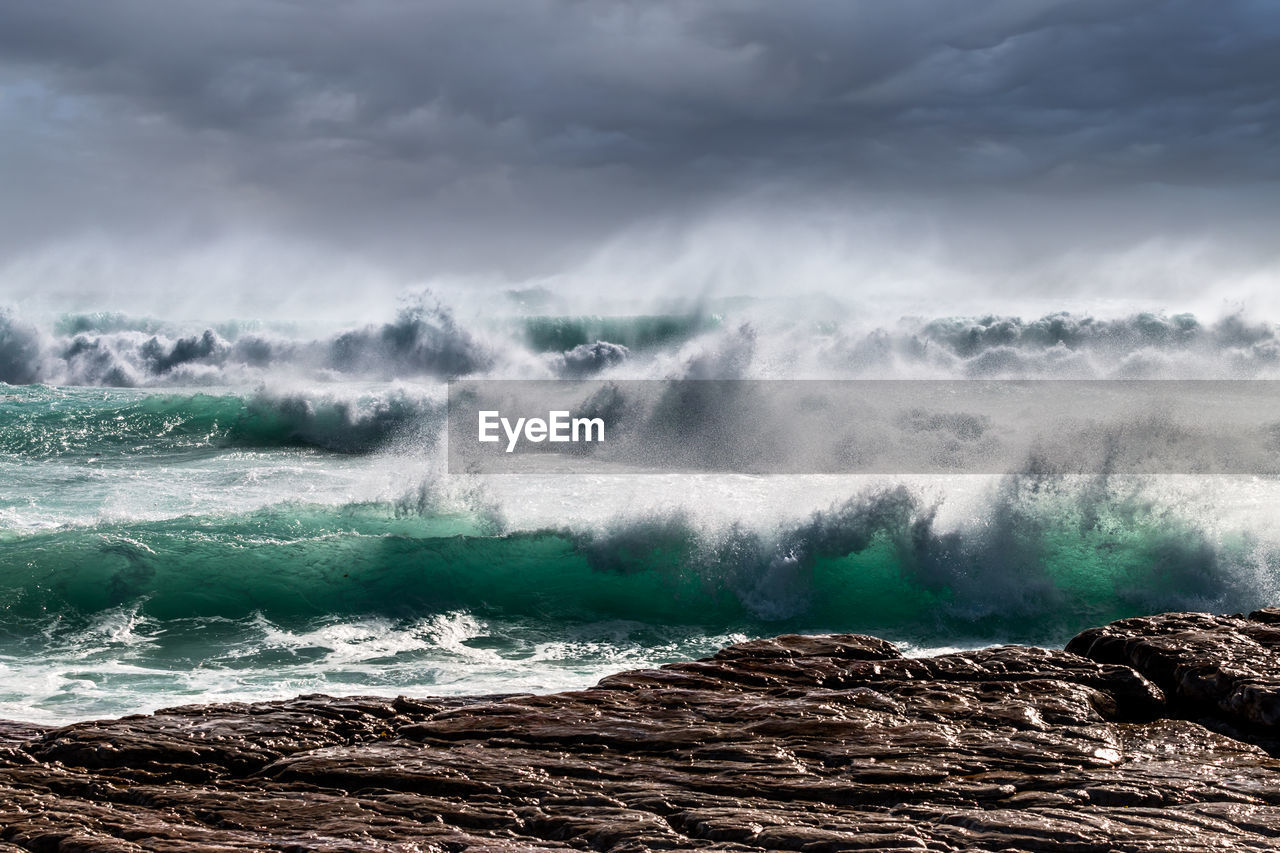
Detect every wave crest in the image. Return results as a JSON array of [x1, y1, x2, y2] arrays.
[[1, 475, 1271, 645], [0, 386, 441, 457], [12, 306, 1280, 386]]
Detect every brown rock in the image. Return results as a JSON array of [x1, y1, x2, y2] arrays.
[[1067, 609, 1280, 732], [0, 616, 1279, 850]]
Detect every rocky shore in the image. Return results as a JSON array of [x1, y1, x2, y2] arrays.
[[3, 610, 1280, 851]]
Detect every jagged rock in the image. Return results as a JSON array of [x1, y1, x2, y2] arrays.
[[1, 614, 1279, 850], [1068, 609, 1280, 732]]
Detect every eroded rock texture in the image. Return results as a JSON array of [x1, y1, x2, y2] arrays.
[[2, 611, 1280, 850]]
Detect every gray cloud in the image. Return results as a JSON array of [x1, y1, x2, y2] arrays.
[[0, 0, 1278, 295]]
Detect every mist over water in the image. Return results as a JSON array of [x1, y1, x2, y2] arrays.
[[3, 0, 1280, 728], [10, 294, 1280, 389], [2, 290, 1280, 722]]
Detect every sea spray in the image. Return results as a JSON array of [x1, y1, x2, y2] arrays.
[[0, 385, 444, 458], [1, 475, 1268, 639], [4, 299, 1280, 722], [8, 306, 1280, 387]]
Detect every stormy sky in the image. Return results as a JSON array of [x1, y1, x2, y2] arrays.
[[1, 0, 1278, 317]]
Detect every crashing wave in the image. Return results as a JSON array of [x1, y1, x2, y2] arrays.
[[0, 385, 443, 457], [6, 305, 1280, 386], [1, 473, 1270, 645], [2, 298, 495, 387]]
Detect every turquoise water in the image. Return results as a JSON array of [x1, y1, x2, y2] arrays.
[[2, 308, 1279, 722]]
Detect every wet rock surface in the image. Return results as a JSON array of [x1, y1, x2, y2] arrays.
[[1, 613, 1280, 851]]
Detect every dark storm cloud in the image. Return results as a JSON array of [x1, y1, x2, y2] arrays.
[[0, 0, 1278, 279]]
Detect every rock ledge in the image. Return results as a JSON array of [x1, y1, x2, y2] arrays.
[[3, 611, 1280, 851]]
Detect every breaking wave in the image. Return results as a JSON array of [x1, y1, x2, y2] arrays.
[[1, 474, 1271, 646], [7, 296, 1280, 721], [0, 385, 442, 457], [0, 299, 492, 387], [9, 304, 1280, 387]]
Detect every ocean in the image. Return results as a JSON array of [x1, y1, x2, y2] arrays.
[[1, 300, 1277, 723]]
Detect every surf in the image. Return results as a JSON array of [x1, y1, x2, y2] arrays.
[[0, 477, 1268, 644]]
